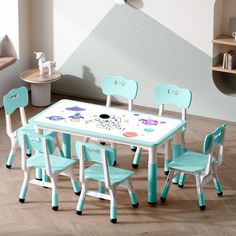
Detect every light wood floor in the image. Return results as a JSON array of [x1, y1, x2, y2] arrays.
[[0, 94, 236, 236]]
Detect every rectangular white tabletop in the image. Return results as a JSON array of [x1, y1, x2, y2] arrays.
[[29, 99, 186, 147]]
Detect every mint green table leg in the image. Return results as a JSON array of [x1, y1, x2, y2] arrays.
[[148, 148, 157, 205], [62, 133, 71, 159]]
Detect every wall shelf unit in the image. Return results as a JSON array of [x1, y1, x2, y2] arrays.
[[212, 0, 236, 96]]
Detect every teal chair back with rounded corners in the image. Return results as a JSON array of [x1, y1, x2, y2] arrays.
[[75, 141, 115, 166], [18, 129, 55, 155], [102, 76, 138, 100], [3, 86, 28, 115], [203, 123, 226, 154], [154, 84, 192, 109]]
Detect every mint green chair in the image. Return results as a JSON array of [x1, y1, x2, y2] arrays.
[[132, 84, 192, 179], [18, 129, 80, 211], [160, 123, 226, 210], [75, 141, 139, 224], [86, 76, 138, 165], [3, 86, 63, 170], [102, 75, 138, 111]]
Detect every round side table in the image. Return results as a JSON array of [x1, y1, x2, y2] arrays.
[[20, 68, 61, 106]]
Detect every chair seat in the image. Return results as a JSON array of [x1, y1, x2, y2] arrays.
[[168, 151, 216, 173], [27, 154, 77, 173], [85, 163, 134, 184]]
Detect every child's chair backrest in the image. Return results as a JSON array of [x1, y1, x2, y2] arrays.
[[154, 84, 192, 120], [20, 129, 55, 154], [3, 86, 28, 115], [3, 87, 29, 137], [203, 123, 226, 164], [20, 129, 56, 175], [75, 141, 115, 166], [102, 76, 138, 111]]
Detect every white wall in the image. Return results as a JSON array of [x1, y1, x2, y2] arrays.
[[30, 0, 115, 68], [139, 0, 215, 57], [0, 0, 19, 58], [20, 0, 236, 121], [0, 0, 32, 107]]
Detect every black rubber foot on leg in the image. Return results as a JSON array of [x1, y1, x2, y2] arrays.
[[6, 164, 12, 169], [19, 198, 25, 203], [76, 210, 82, 215], [217, 192, 223, 197], [164, 171, 169, 176], [172, 181, 178, 185], [199, 205, 205, 211], [52, 206, 58, 211], [26, 153, 32, 157], [113, 161, 117, 166], [75, 191, 81, 196], [36, 178, 43, 181], [100, 142, 106, 145], [178, 184, 184, 189], [148, 201, 157, 206], [132, 164, 139, 169], [160, 197, 166, 202], [130, 146, 137, 152], [110, 218, 117, 224], [132, 202, 139, 208]]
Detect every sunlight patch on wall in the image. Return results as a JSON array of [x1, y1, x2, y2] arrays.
[[53, 0, 115, 67], [137, 0, 215, 56]]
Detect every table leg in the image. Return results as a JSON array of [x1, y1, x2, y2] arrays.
[[148, 147, 157, 205], [172, 130, 183, 184], [62, 133, 71, 159]]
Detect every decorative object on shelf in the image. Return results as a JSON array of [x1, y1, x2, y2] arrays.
[[34, 52, 56, 75], [222, 50, 236, 70], [232, 32, 236, 41], [114, 0, 127, 5]]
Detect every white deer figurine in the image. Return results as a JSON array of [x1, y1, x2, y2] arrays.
[[34, 52, 56, 75]]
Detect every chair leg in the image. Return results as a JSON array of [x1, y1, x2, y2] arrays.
[[212, 165, 223, 196], [164, 141, 171, 175], [111, 143, 117, 166], [36, 168, 42, 181], [109, 186, 117, 224], [172, 144, 182, 184], [76, 181, 87, 215], [55, 135, 64, 157], [98, 181, 105, 200], [42, 169, 49, 185], [50, 174, 59, 211], [132, 147, 142, 169], [178, 173, 187, 188], [68, 168, 81, 195], [6, 138, 18, 169], [19, 168, 31, 203], [195, 174, 205, 210], [160, 169, 175, 202], [127, 178, 139, 208]]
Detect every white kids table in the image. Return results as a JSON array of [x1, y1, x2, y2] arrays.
[[29, 99, 186, 204]]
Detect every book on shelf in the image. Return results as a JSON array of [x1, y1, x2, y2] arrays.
[[222, 50, 236, 70]]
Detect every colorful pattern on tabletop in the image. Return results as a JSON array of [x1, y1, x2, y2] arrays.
[[32, 100, 183, 144]]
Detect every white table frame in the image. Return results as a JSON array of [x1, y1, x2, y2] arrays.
[[29, 99, 185, 204]]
